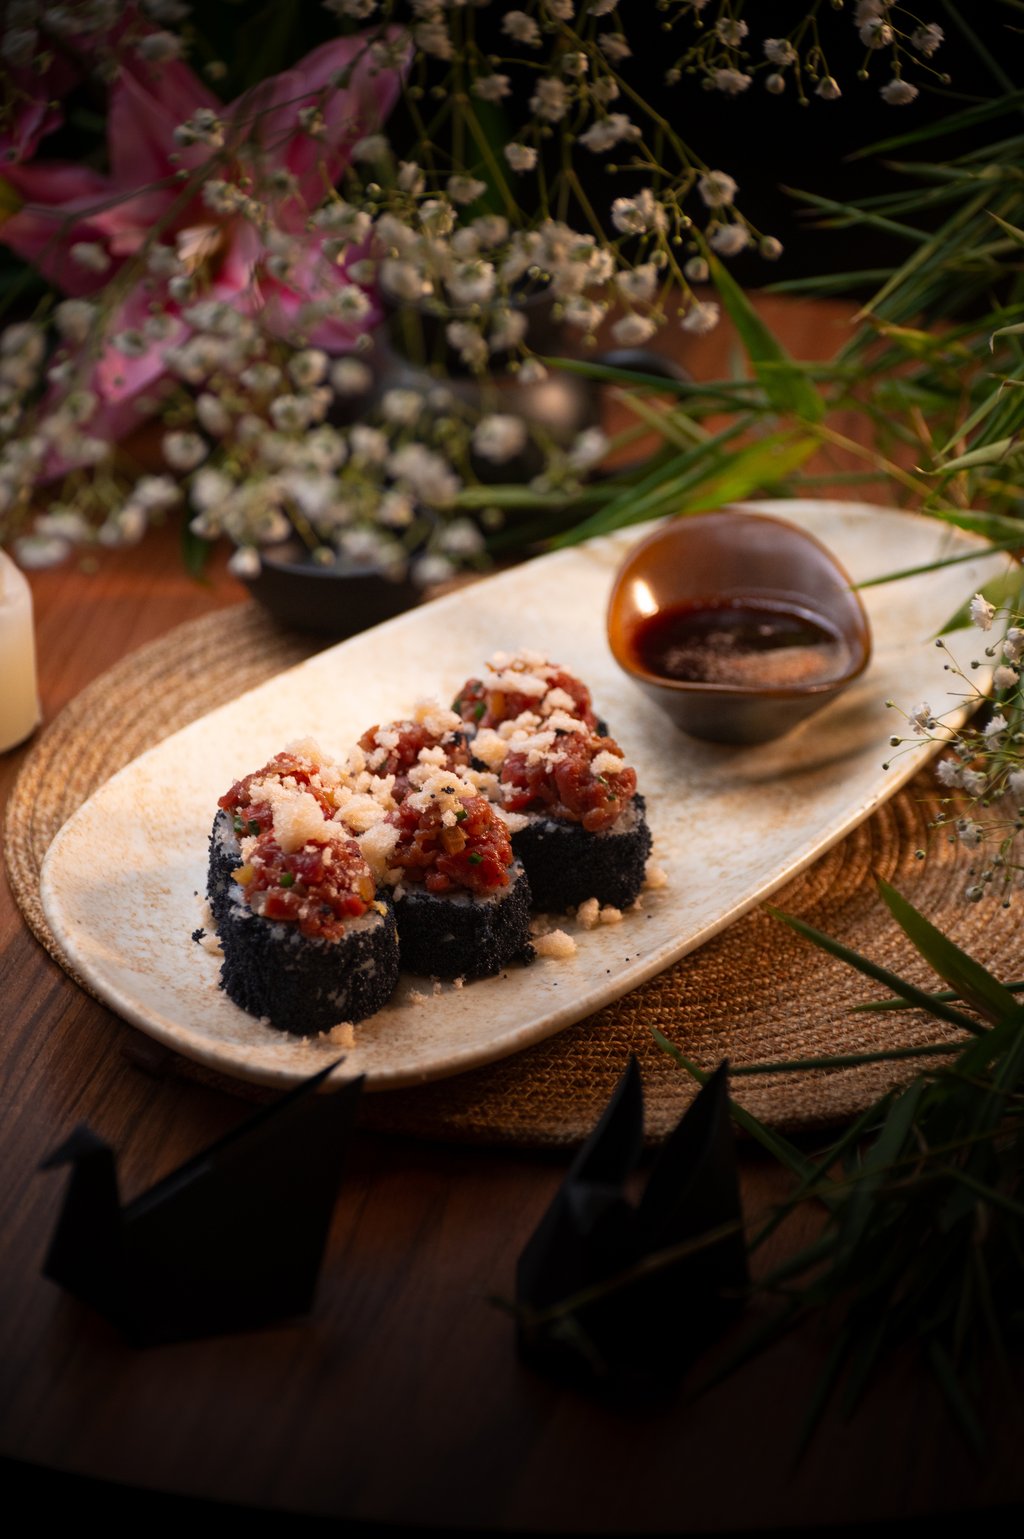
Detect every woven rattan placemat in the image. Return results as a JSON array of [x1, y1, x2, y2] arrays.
[[5, 603, 1006, 1144]]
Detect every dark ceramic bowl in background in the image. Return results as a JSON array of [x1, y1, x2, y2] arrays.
[[242, 541, 421, 638], [606, 509, 872, 745]]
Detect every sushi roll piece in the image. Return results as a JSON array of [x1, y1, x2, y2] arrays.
[[381, 771, 533, 979], [453, 651, 600, 734], [357, 701, 472, 802], [490, 718, 651, 912], [207, 744, 339, 927], [209, 753, 399, 1034], [217, 820, 399, 1036]]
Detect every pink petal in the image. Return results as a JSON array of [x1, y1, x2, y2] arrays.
[[227, 30, 409, 217], [108, 63, 218, 192], [0, 163, 120, 295], [94, 292, 186, 405]]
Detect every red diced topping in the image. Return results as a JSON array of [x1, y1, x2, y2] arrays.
[[386, 794, 512, 894], [237, 831, 376, 941], [358, 720, 470, 801], [501, 732, 636, 833], [219, 751, 333, 832], [454, 667, 597, 731]]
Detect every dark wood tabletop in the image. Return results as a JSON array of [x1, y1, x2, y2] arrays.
[[2, 301, 1020, 1532]]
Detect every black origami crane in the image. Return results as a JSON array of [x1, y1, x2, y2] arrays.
[[41, 1062, 362, 1346], [516, 1056, 747, 1388]]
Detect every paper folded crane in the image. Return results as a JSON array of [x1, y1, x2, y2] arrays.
[[41, 1063, 362, 1346], [516, 1056, 747, 1388]]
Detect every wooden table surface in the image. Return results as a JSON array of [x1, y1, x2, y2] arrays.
[[1, 302, 1020, 1531]]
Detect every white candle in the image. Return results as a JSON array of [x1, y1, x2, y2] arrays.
[[0, 549, 41, 752]]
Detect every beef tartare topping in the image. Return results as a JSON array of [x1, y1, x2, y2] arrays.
[[386, 772, 514, 894], [219, 747, 335, 834], [454, 651, 597, 731], [358, 714, 471, 801], [233, 830, 376, 941], [500, 730, 637, 833]]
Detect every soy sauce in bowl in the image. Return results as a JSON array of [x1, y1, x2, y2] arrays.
[[631, 598, 852, 691], [606, 509, 872, 745]]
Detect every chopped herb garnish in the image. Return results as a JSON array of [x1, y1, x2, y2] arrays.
[[455, 809, 468, 821], [233, 815, 245, 833], [247, 818, 260, 835], [452, 697, 463, 713], [278, 872, 295, 887], [467, 851, 483, 864], [474, 702, 485, 721]]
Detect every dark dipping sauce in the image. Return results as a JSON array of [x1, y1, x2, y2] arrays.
[[631, 598, 852, 690]]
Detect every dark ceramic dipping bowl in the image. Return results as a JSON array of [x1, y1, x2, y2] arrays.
[[606, 509, 872, 745], [242, 540, 420, 638]]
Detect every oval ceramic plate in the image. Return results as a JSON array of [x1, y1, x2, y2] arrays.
[[41, 500, 1008, 1091]]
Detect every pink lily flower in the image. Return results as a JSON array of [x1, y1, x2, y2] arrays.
[[0, 32, 406, 455]]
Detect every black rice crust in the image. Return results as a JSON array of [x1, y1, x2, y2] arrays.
[[207, 808, 241, 929], [511, 794, 652, 912], [395, 862, 534, 980], [217, 888, 400, 1037]]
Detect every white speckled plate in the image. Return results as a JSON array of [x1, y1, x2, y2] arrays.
[[41, 501, 1008, 1091]]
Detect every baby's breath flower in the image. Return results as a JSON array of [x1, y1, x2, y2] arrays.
[[568, 428, 609, 471], [961, 770, 987, 797], [935, 757, 962, 789], [562, 297, 606, 333], [912, 23, 944, 56], [378, 490, 414, 527], [715, 19, 748, 46], [503, 11, 542, 47], [616, 263, 658, 303], [611, 312, 657, 346], [381, 389, 423, 425], [413, 553, 456, 587], [708, 223, 751, 257], [269, 395, 313, 432], [137, 30, 183, 62], [447, 175, 487, 207], [764, 72, 787, 95], [447, 260, 496, 308], [610, 189, 666, 235], [54, 299, 97, 344], [288, 349, 329, 388], [351, 133, 389, 163], [1008, 769, 1024, 800], [815, 76, 842, 101], [473, 415, 528, 464], [713, 68, 752, 96], [531, 78, 570, 123], [683, 256, 709, 283], [880, 79, 919, 106], [163, 431, 207, 472], [764, 38, 796, 66], [598, 34, 632, 63], [760, 236, 784, 260], [697, 170, 738, 209], [227, 546, 262, 580], [473, 74, 511, 103], [446, 320, 489, 369], [860, 19, 893, 47], [909, 702, 933, 734], [970, 593, 996, 631], [680, 300, 720, 335], [388, 443, 460, 506], [330, 358, 373, 397], [578, 113, 641, 153], [70, 242, 111, 274], [994, 665, 1018, 690], [505, 143, 539, 174]]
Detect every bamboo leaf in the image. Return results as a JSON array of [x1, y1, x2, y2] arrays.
[[939, 564, 1024, 635], [707, 254, 825, 422], [878, 880, 1023, 1025], [766, 908, 987, 1035]]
